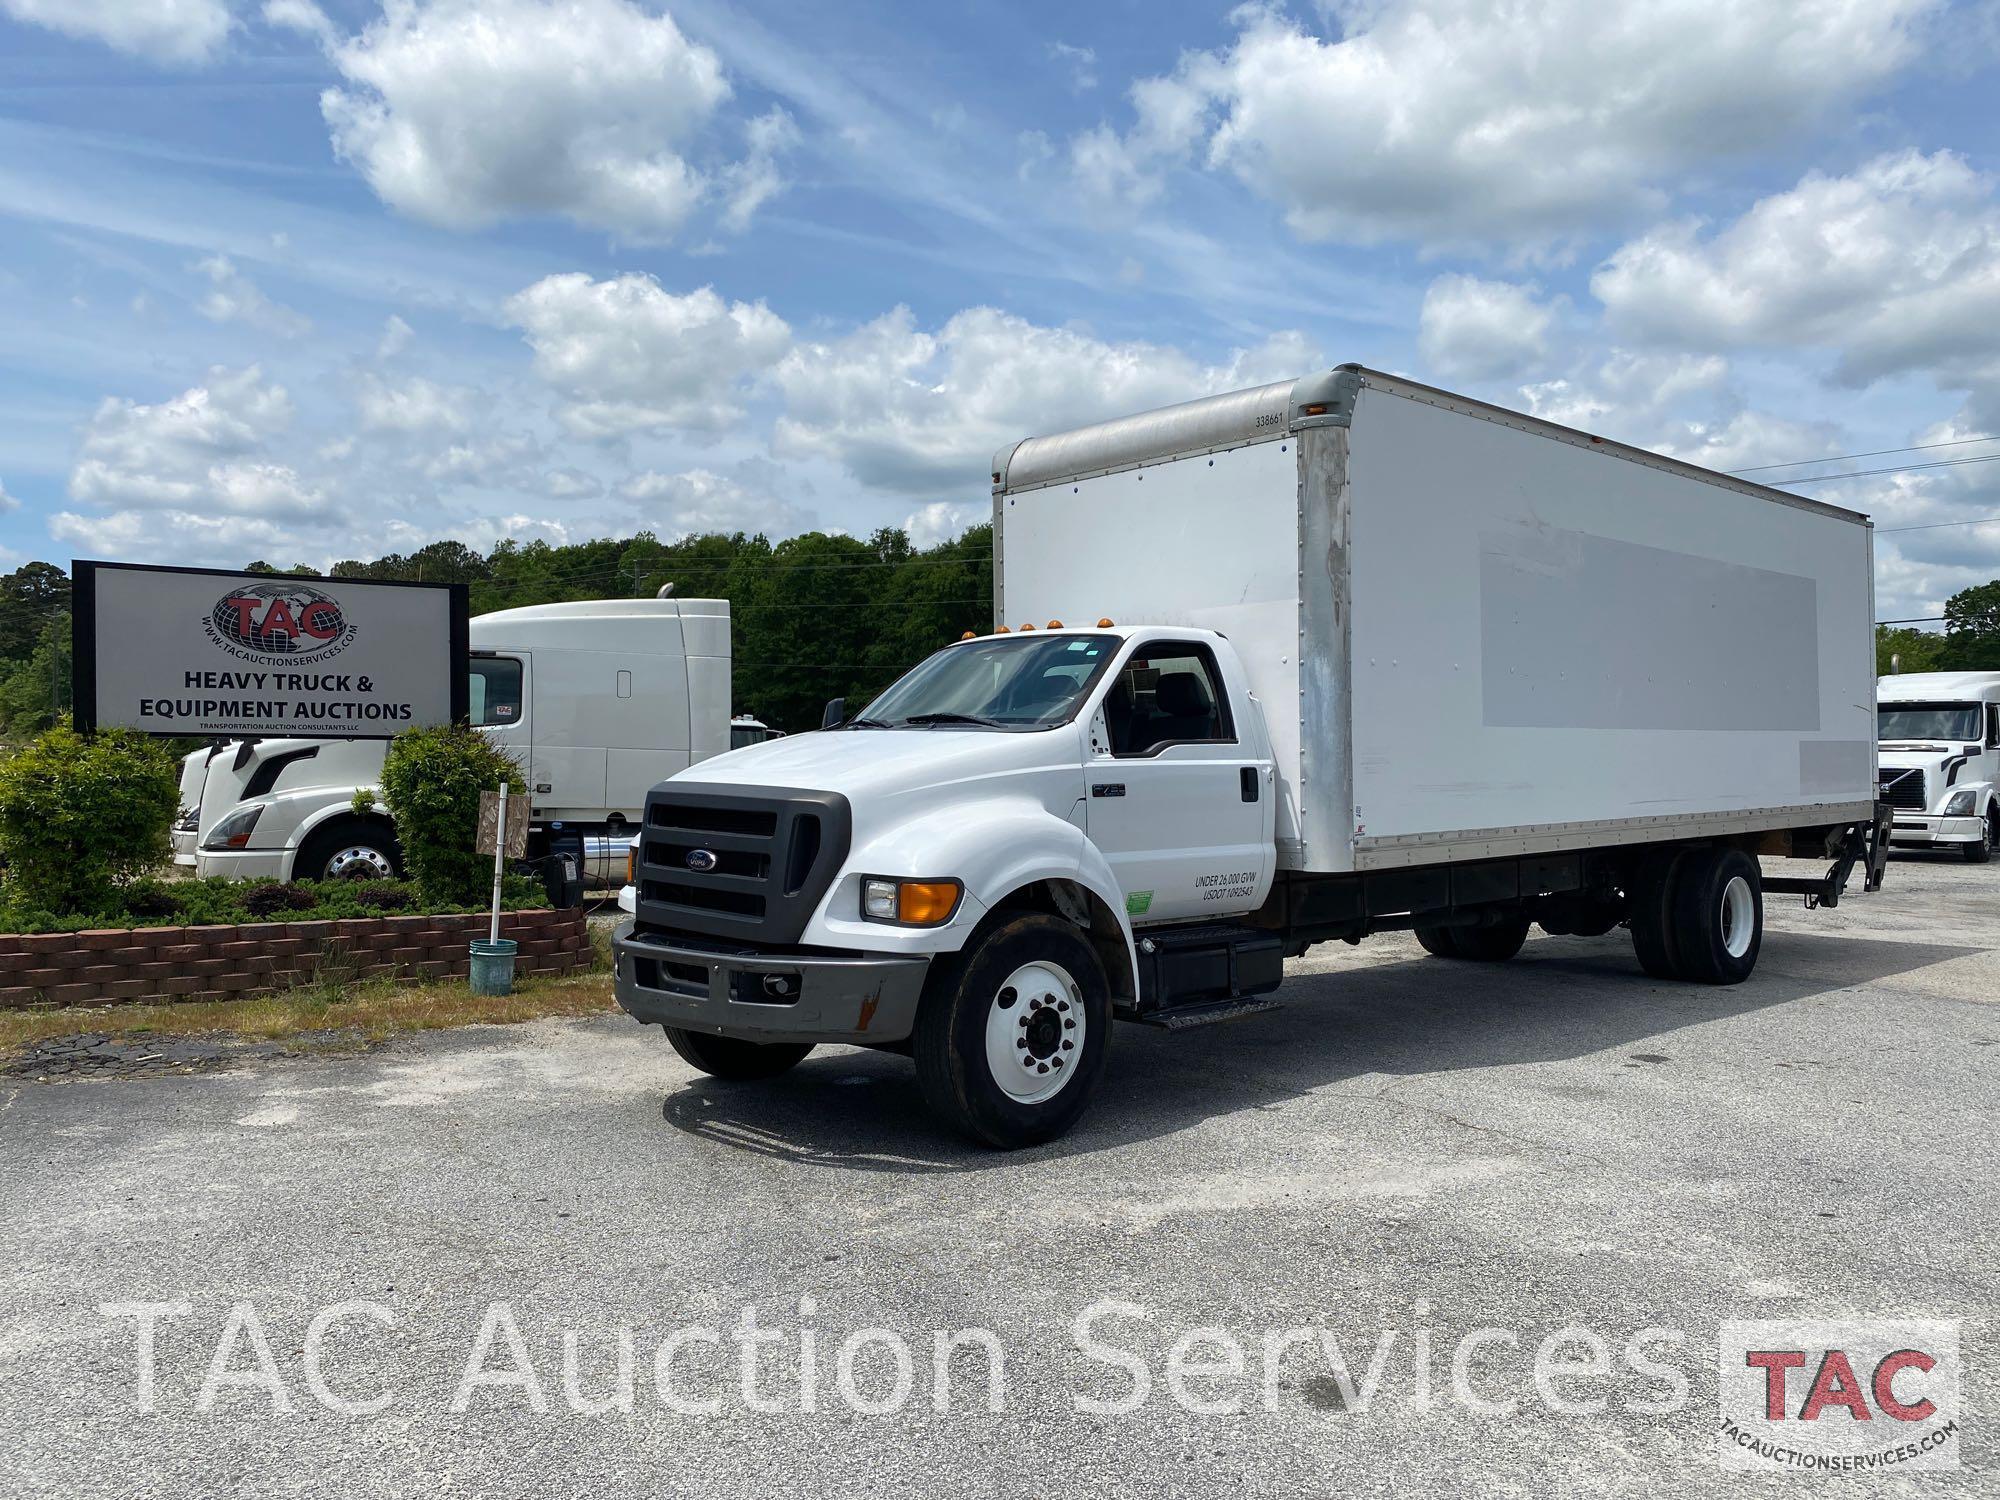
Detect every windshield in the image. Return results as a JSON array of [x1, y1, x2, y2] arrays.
[[858, 634, 1119, 729], [1878, 702, 1982, 742]]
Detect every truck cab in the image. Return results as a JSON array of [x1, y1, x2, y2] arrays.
[[1877, 671, 2000, 861], [615, 624, 1287, 1147]]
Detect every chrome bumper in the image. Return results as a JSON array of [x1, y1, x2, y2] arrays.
[[612, 920, 931, 1045]]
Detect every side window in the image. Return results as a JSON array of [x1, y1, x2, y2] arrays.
[[1989, 704, 2000, 749], [1105, 644, 1234, 756], [468, 657, 524, 727]]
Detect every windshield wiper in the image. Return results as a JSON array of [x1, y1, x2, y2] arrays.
[[900, 712, 1003, 728], [842, 716, 894, 729]]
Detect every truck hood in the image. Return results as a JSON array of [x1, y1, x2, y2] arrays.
[[1879, 746, 1972, 774], [672, 725, 1079, 804]]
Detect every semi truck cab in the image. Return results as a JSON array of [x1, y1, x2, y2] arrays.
[[1877, 671, 2000, 861]]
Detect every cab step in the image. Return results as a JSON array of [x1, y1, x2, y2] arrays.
[[1126, 921, 1286, 1026], [1126, 995, 1284, 1030]]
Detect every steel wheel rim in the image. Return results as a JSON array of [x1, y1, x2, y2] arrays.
[[985, 960, 1083, 1105], [326, 845, 395, 881], [1720, 874, 1756, 959]]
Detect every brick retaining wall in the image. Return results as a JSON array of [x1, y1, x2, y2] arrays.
[[0, 908, 591, 1010]]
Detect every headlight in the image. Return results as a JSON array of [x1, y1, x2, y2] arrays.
[[202, 804, 263, 851], [1943, 789, 1978, 816], [861, 876, 963, 927]]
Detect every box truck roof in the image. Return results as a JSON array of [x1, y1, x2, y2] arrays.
[[993, 364, 1870, 528]]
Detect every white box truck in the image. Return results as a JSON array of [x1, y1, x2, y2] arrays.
[[613, 366, 1890, 1148], [1876, 671, 2000, 859], [179, 595, 732, 886]]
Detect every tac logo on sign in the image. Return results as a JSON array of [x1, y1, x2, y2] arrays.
[[203, 582, 355, 665]]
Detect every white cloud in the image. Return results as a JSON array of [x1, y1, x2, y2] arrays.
[[1594, 150, 2000, 423], [321, 0, 731, 238], [1080, 0, 1936, 249], [719, 108, 800, 234], [1418, 275, 1557, 382], [505, 272, 791, 439], [376, 313, 415, 359], [904, 500, 983, 549], [261, 0, 335, 46], [1518, 349, 1729, 436], [49, 507, 317, 563], [1049, 40, 1098, 92], [1, 0, 233, 66], [619, 467, 810, 539], [0, 478, 17, 513], [355, 374, 476, 435], [191, 255, 311, 337], [774, 306, 1322, 493], [542, 467, 604, 500]]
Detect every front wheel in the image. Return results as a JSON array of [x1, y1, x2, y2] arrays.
[[1959, 811, 1994, 864], [913, 913, 1111, 1149], [664, 1028, 814, 1080]]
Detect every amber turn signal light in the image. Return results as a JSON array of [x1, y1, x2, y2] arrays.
[[897, 880, 962, 926]]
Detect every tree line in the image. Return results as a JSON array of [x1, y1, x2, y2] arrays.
[[3, 537, 1998, 740]]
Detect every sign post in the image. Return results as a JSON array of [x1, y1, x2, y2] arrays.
[[71, 560, 468, 739], [490, 782, 508, 945]]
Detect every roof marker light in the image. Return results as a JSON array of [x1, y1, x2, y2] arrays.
[[1020, 623, 1036, 631], [1047, 619, 1063, 629], [1098, 617, 1115, 628]]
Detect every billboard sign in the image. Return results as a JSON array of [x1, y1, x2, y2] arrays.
[[73, 561, 469, 739]]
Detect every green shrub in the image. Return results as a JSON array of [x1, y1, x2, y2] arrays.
[[0, 873, 549, 934], [0, 724, 178, 914], [242, 881, 318, 917], [378, 722, 522, 907]]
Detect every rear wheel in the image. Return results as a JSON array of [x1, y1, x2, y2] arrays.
[[913, 913, 1111, 1149], [1451, 917, 1531, 962], [1414, 924, 1462, 958], [664, 1028, 814, 1080], [1670, 847, 1763, 985], [1628, 847, 1687, 980]]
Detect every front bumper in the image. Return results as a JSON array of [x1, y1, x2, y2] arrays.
[[612, 919, 931, 1045], [1887, 814, 1986, 847], [192, 847, 292, 881], [171, 828, 198, 867]]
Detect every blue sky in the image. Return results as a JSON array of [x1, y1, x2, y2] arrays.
[[1, 0, 1999, 623]]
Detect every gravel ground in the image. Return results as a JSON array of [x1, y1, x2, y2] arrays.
[[1, 852, 1994, 1497]]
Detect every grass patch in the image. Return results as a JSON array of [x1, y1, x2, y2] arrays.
[[0, 969, 617, 1055]]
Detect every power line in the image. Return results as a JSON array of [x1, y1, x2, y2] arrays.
[[1763, 453, 2000, 487], [1729, 432, 2000, 475], [1880, 513, 2000, 535]]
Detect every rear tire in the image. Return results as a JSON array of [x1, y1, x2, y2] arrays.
[[1451, 917, 1531, 962], [1628, 847, 1687, 981], [1669, 847, 1763, 985], [913, 913, 1111, 1149], [1414, 924, 1462, 958], [1960, 809, 1994, 863], [664, 1028, 814, 1080]]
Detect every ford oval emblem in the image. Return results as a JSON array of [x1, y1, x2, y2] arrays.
[[685, 849, 718, 872]]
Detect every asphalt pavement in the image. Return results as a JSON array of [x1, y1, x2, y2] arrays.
[[1, 853, 1993, 1496]]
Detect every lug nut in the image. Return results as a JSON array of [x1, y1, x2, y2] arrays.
[[1052, 1056, 1063, 1068], [1023, 1056, 1036, 1068], [1016, 1037, 1027, 1049], [1062, 1039, 1073, 1050], [1064, 1018, 1075, 1029], [1037, 1063, 1049, 1074], [1057, 1000, 1069, 1012]]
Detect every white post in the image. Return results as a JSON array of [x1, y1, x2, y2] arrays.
[[490, 780, 507, 945]]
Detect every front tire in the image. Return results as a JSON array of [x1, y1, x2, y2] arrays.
[[1959, 810, 1994, 864], [296, 818, 401, 882], [913, 913, 1111, 1149], [664, 1028, 814, 1080]]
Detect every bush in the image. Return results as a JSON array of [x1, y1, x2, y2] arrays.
[[242, 882, 319, 917], [378, 722, 522, 908], [0, 723, 179, 915]]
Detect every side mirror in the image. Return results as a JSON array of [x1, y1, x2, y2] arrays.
[[821, 697, 846, 730]]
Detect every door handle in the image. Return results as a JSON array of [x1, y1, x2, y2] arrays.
[[1240, 768, 1259, 803]]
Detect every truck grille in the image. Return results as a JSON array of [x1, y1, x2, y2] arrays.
[[634, 783, 851, 945], [1877, 768, 1927, 812]]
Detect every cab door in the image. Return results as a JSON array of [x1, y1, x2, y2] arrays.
[[1082, 639, 1274, 923], [469, 651, 532, 794]]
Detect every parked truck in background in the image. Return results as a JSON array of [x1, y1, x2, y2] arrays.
[[177, 595, 732, 887], [612, 365, 1891, 1148], [1876, 671, 2000, 861]]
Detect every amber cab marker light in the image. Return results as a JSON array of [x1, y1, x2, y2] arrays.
[[1047, 619, 1063, 628], [1098, 617, 1115, 627], [1020, 622, 1036, 631], [995, 624, 1011, 633], [1301, 402, 1329, 416], [897, 880, 961, 926], [961, 631, 976, 640]]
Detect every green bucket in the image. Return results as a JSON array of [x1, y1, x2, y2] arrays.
[[468, 938, 518, 996]]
